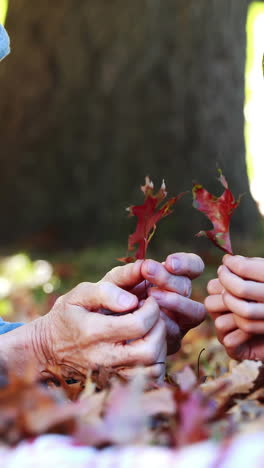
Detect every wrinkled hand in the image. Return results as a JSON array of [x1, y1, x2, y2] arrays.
[[205, 254, 264, 360], [102, 253, 206, 354], [37, 280, 166, 384]]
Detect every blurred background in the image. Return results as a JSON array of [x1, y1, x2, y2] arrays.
[[0, 0, 263, 323]]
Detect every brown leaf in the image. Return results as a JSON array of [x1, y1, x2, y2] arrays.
[[201, 360, 262, 406]]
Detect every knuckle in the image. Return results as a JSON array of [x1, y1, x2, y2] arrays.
[[172, 293, 181, 309], [53, 295, 65, 308], [77, 281, 89, 291], [133, 315, 146, 336], [239, 319, 253, 334], [98, 281, 112, 297], [235, 280, 248, 298], [106, 265, 125, 282], [207, 279, 216, 294], [73, 281, 91, 298], [51, 295, 67, 316], [234, 259, 247, 277], [215, 316, 226, 332], [152, 364, 165, 380], [142, 347, 155, 365], [241, 302, 253, 319], [143, 341, 162, 365]]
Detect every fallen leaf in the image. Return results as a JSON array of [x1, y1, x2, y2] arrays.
[[173, 366, 197, 392], [201, 360, 262, 407]]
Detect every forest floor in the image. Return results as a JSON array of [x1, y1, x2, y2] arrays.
[[0, 241, 264, 451]]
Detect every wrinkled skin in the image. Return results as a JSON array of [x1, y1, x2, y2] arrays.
[[103, 253, 206, 355], [0, 253, 205, 388], [205, 254, 264, 360]]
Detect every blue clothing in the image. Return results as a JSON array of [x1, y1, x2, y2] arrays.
[[0, 28, 22, 336], [0, 317, 23, 334], [0, 24, 10, 61]]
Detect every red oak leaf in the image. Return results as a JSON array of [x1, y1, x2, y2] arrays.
[[192, 171, 241, 254], [119, 177, 185, 262]]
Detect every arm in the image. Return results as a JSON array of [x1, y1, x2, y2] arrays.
[[0, 317, 23, 334], [0, 278, 166, 386], [0, 318, 44, 375]]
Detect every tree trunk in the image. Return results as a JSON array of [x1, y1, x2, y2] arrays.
[[0, 0, 257, 250]]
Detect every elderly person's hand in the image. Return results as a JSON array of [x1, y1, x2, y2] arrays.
[[205, 254, 264, 361], [102, 253, 206, 354], [0, 272, 166, 385]]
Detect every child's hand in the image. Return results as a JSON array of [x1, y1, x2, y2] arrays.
[[205, 255, 264, 360]]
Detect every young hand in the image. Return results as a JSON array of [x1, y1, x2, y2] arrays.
[[205, 254, 264, 360]]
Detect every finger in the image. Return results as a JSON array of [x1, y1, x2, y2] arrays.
[[218, 265, 264, 302], [223, 291, 264, 320], [102, 296, 160, 342], [223, 254, 264, 282], [116, 363, 166, 384], [214, 313, 237, 344], [65, 281, 138, 312], [222, 328, 252, 353], [100, 260, 144, 288], [160, 310, 181, 355], [223, 331, 264, 360], [165, 253, 204, 279], [117, 344, 166, 384], [207, 278, 224, 295], [204, 294, 228, 316], [149, 288, 206, 328], [122, 317, 167, 366], [142, 260, 192, 297], [232, 313, 264, 334], [85, 302, 164, 369]]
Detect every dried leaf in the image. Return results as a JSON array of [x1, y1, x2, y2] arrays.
[[119, 177, 185, 262], [192, 171, 241, 254], [173, 389, 214, 447], [174, 366, 197, 392], [201, 360, 262, 407]]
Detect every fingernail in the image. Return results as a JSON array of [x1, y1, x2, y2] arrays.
[[118, 292, 135, 308], [171, 257, 181, 272], [217, 265, 223, 275], [146, 261, 157, 276]]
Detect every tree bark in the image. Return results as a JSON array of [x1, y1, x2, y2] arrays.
[[0, 0, 257, 250]]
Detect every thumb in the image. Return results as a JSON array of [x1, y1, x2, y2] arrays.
[[64, 281, 138, 313], [100, 260, 144, 289]]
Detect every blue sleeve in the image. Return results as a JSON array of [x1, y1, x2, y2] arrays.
[[0, 24, 10, 61], [0, 317, 23, 335]]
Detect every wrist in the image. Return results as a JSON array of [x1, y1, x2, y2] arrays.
[[0, 316, 53, 376]]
